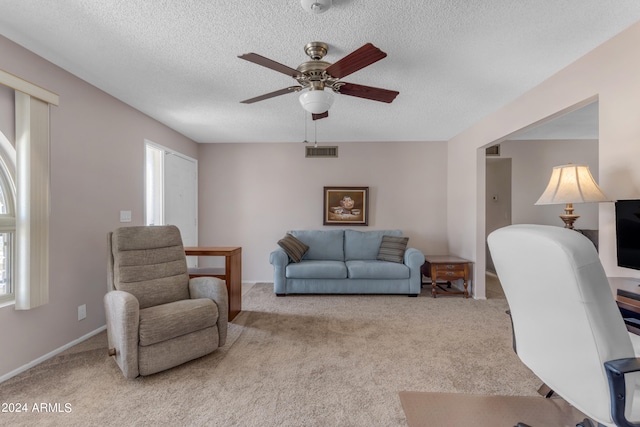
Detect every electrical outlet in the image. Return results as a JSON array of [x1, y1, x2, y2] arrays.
[[78, 304, 86, 321]]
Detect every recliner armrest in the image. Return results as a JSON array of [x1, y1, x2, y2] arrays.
[[189, 277, 228, 346], [604, 357, 640, 427], [104, 290, 140, 379]]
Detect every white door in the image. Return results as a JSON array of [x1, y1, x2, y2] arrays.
[[145, 141, 198, 267], [164, 152, 198, 249]]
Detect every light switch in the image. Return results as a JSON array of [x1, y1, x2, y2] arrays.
[[120, 210, 132, 222]]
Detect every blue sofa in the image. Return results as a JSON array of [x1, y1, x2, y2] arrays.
[[269, 229, 424, 296]]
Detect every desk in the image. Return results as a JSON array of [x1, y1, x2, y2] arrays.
[[422, 255, 471, 298], [185, 246, 242, 321], [609, 277, 640, 335]]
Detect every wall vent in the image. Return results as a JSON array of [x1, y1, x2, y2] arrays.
[[486, 144, 501, 156], [305, 146, 338, 158]]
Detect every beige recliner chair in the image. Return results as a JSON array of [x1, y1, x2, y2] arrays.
[[105, 225, 228, 379], [488, 224, 640, 427]]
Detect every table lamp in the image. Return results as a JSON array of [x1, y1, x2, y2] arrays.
[[535, 163, 609, 229]]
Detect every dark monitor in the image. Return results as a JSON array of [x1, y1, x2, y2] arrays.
[[615, 199, 640, 270]]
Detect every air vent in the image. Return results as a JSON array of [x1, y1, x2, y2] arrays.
[[305, 146, 338, 158], [486, 144, 501, 156]]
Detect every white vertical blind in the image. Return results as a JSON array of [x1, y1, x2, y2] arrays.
[[15, 93, 50, 309], [1, 68, 56, 310]]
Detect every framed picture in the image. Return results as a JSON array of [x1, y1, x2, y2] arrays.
[[323, 186, 369, 226]]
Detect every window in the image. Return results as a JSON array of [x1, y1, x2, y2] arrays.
[[1, 70, 56, 309], [0, 131, 16, 305]]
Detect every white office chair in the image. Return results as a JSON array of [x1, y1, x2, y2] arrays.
[[487, 224, 640, 427]]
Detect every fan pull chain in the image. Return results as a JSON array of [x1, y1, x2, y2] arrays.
[[303, 111, 308, 143]]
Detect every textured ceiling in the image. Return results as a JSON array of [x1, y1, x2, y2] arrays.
[[1, 1, 639, 143]]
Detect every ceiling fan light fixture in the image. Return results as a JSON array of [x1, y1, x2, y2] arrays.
[[300, 0, 332, 14], [299, 89, 334, 114]]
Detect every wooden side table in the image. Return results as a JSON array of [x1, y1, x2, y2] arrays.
[[422, 255, 472, 298], [184, 246, 242, 321]]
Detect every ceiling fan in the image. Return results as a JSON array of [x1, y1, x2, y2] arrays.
[[238, 42, 399, 120]]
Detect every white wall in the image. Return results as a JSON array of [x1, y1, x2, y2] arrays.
[[448, 21, 640, 300], [197, 141, 449, 282], [0, 35, 198, 379]]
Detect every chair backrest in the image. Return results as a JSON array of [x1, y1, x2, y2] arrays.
[[487, 224, 637, 425], [108, 225, 189, 309]]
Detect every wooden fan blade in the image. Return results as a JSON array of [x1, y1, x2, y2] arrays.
[[240, 86, 302, 104], [312, 111, 329, 120], [324, 43, 387, 79], [238, 53, 302, 78], [337, 82, 399, 103]]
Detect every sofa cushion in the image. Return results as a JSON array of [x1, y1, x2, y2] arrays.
[[377, 235, 409, 263], [139, 298, 218, 347], [290, 230, 344, 261], [286, 260, 348, 279], [346, 260, 410, 279], [344, 229, 403, 260], [277, 233, 309, 263]]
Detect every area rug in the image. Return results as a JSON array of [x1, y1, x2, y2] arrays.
[[0, 282, 545, 426], [400, 391, 590, 427]]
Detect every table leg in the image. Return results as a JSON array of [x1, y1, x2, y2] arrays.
[[431, 264, 438, 298], [226, 252, 242, 321], [463, 263, 469, 298]]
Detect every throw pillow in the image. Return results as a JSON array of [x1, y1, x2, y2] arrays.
[[278, 233, 309, 263], [377, 235, 409, 263]]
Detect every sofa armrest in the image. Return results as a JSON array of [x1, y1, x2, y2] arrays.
[[104, 290, 140, 379], [270, 248, 289, 266], [189, 277, 228, 346], [404, 248, 425, 295], [270, 248, 289, 294]]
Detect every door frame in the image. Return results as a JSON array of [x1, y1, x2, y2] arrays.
[[144, 139, 198, 248]]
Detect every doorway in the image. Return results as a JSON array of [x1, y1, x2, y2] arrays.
[[480, 100, 599, 298], [485, 157, 512, 274], [145, 140, 198, 266]]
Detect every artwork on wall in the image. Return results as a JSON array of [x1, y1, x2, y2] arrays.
[[323, 186, 369, 226]]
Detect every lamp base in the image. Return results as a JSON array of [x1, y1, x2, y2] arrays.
[[559, 203, 579, 230]]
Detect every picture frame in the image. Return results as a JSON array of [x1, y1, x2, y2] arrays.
[[323, 186, 369, 226]]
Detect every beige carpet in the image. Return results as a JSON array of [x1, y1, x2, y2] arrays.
[[0, 281, 565, 426]]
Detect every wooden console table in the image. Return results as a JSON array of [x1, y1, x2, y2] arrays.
[[422, 255, 471, 298], [609, 277, 640, 335], [185, 246, 242, 321]]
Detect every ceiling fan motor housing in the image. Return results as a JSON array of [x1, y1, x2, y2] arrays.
[[296, 43, 342, 92]]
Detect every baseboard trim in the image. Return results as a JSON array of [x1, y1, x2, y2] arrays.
[[0, 325, 106, 384]]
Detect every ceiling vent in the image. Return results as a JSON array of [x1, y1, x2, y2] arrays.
[[305, 146, 338, 158]]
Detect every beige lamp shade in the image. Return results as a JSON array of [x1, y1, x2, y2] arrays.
[[535, 164, 609, 205], [535, 163, 609, 229]]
